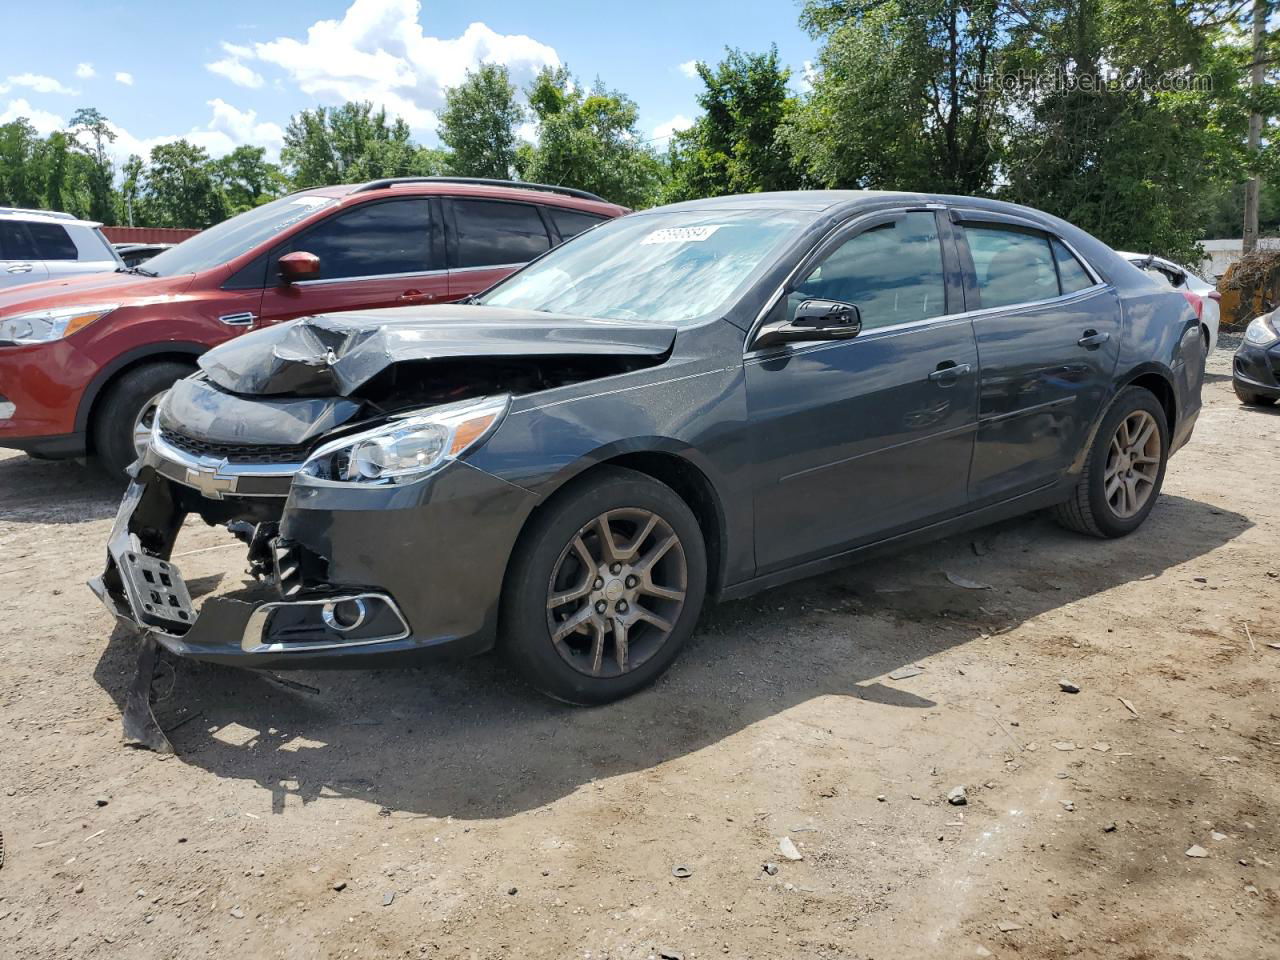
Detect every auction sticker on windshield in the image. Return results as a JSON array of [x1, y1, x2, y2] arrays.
[[640, 226, 722, 245]]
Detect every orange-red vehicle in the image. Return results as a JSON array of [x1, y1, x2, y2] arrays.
[[0, 177, 625, 474]]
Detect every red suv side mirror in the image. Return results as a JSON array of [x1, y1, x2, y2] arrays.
[[278, 251, 320, 284]]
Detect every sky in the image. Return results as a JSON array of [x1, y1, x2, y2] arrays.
[[0, 0, 818, 165]]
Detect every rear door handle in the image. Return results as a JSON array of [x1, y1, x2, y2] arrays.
[[399, 289, 437, 303], [6, 263, 33, 274], [1078, 329, 1111, 348], [928, 361, 971, 384]]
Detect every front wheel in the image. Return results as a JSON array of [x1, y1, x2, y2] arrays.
[[1053, 386, 1170, 538], [500, 467, 707, 705], [92, 361, 195, 478]]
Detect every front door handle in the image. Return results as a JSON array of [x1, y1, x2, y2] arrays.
[[6, 263, 33, 274], [928, 360, 972, 384], [1078, 329, 1111, 349], [399, 289, 437, 303]]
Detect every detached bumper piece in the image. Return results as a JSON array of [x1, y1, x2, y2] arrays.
[[90, 471, 413, 664]]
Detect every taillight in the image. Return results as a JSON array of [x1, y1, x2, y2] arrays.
[[1181, 290, 1203, 319], [1207, 290, 1221, 302]]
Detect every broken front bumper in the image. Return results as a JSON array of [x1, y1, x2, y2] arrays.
[[91, 447, 541, 668]]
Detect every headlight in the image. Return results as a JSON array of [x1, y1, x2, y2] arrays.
[[299, 395, 510, 484], [1244, 314, 1279, 347], [0, 304, 118, 344]]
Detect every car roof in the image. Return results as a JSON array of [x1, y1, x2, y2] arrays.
[[0, 207, 101, 228], [299, 177, 628, 217]]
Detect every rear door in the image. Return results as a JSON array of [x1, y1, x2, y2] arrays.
[[257, 196, 447, 326], [444, 197, 554, 298], [0, 220, 49, 288], [746, 208, 980, 571], [952, 210, 1121, 505]]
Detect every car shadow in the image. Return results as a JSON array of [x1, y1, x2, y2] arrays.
[[90, 493, 1250, 820], [0, 451, 122, 524]]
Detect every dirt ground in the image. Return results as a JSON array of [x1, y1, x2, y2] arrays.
[[0, 346, 1277, 960]]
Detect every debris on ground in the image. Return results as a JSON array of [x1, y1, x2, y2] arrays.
[[778, 837, 804, 861], [1059, 680, 1081, 694], [947, 786, 968, 806], [671, 865, 693, 878], [945, 572, 992, 590], [888, 666, 923, 681], [1185, 845, 1209, 858], [762, 863, 779, 876]]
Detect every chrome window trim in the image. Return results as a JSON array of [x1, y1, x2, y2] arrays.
[[291, 267, 448, 288], [450, 261, 527, 273], [745, 206, 1109, 357]]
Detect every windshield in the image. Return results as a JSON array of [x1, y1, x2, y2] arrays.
[[139, 194, 338, 277], [481, 208, 809, 323]]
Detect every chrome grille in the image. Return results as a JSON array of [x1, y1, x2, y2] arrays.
[[158, 427, 309, 465]]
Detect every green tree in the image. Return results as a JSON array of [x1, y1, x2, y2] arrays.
[[212, 145, 286, 214], [784, 1, 1008, 194], [665, 47, 800, 202], [142, 139, 227, 228], [520, 66, 664, 208], [438, 64, 524, 178], [0, 117, 43, 208], [117, 153, 145, 225], [36, 132, 73, 214], [68, 107, 117, 224], [282, 102, 434, 187]]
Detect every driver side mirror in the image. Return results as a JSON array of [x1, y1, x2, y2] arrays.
[[753, 298, 862, 350], [278, 251, 320, 284]]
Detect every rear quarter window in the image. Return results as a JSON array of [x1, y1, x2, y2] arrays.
[[27, 221, 79, 260], [548, 207, 607, 241]]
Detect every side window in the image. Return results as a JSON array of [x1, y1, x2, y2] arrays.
[[788, 211, 946, 329], [453, 199, 551, 268], [284, 199, 434, 281], [964, 225, 1059, 309], [0, 221, 38, 260], [27, 221, 79, 260], [1052, 238, 1094, 294], [548, 207, 606, 242]]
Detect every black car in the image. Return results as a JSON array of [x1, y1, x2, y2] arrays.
[[93, 191, 1204, 706], [1232, 310, 1280, 406]]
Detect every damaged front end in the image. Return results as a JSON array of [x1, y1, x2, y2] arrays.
[[90, 305, 675, 747]]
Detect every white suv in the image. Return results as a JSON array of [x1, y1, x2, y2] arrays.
[[0, 208, 122, 290]]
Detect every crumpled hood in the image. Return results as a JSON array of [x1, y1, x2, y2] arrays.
[[198, 305, 677, 397]]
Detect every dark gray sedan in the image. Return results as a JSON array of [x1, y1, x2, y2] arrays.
[[93, 191, 1204, 705]]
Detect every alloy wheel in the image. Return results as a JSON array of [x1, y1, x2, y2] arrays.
[[1104, 409, 1161, 519], [131, 391, 168, 459], [545, 507, 688, 678]]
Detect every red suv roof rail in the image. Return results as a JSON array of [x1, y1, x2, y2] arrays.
[[352, 176, 608, 204]]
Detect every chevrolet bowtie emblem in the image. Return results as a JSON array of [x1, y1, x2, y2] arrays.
[[185, 465, 239, 499]]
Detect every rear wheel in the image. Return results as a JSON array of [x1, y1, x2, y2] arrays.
[[1053, 386, 1169, 538], [92, 361, 194, 478], [500, 466, 707, 705], [1234, 379, 1277, 407]]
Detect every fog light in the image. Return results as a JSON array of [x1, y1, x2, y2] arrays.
[[322, 598, 368, 632]]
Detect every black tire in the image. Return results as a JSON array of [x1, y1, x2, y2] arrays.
[[92, 361, 194, 478], [1233, 379, 1277, 407], [500, 466, 707, 705], [1052, 386, 1170, 539]]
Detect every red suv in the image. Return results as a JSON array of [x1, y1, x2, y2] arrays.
[[0, 177, 625, 474]]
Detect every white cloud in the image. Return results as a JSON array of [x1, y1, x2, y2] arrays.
[[678, 60, 699, 79], [0, 73, 77, 95], [0, 98, 65, 135], [224, 0, 560, 133], [75, 63, 96, 80], [115, 72, 134, 86], [104, 99, 284, 164], [515, 119, 539, 144], [651, 113, 693, 142], [207, 42, 264, 88]]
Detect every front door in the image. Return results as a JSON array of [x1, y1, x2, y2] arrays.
[[747, 210, 980, 572], [952, 213, 1122, 505], [258, 196, 449, 326]]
